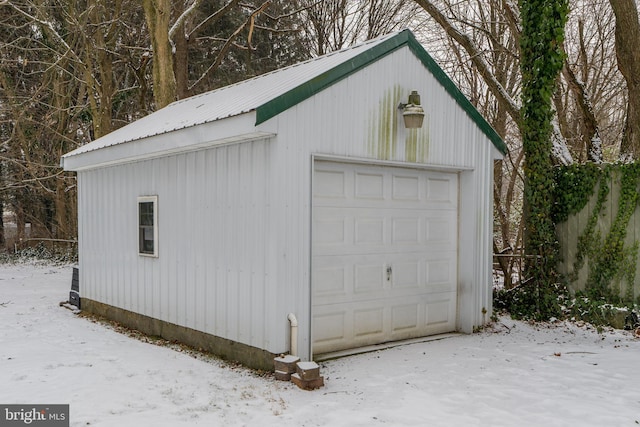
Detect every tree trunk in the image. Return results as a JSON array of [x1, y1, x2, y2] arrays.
[[86, 0, 116, 138], [0, 177, 4, 250], [562, 61, 602, 162], [15, 202, 25, 246], [520, 0, 568, 285], [414, 0, 521, 127], [143, 0, 177, 109], [610, 0, 640, 160], [174, 22, 190, 100]]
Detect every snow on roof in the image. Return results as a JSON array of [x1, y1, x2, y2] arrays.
[[62, 31, 402, 159], [62, 28, 506, 165]]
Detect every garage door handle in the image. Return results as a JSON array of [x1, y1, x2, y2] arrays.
[[386, 266, 392, 281]]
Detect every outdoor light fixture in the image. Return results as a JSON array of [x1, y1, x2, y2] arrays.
[[398, 90, 425, 129]]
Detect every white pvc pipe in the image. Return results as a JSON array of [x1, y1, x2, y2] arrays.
[[287, 313, 298, 357]]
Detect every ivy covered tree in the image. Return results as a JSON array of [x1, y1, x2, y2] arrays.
[[517, 0, 570, 318]]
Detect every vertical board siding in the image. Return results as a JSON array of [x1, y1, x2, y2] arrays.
[[267, 48, 498, 358], [475, 129, 495, 323], [78, 44, 498, 361], [269, 48, 480, 169], [77, 138, 280, 352], [557, 171, 640, 300]]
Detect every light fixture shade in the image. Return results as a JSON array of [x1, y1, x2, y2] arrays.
[[403, 105, 425, 129], [401, 90, 425, 129]]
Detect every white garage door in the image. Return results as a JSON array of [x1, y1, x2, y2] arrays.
[[312, 161, 458, 355]]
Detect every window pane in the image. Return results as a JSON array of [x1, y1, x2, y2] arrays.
[[138, 198, 156, 256], [139, 202, 154, 226], [139, 226, 154, 253]]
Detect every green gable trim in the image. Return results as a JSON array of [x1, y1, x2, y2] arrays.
[[255, 29, 507, 155], [404, 33, 508, 155], [254, 32, 408, 126]]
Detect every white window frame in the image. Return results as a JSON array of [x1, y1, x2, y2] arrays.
[[138, 195, 158, 257]]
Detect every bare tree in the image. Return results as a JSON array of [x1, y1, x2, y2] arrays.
[[145, 1, 310, 101], [610, 0, 640, 161], [411, 0, 630, 285], [143, 0, 178, 108], [413, 0, 526, 286], [0, 0, 146, 246], [1, 0, 633, 261], [557, 0, 625, 162], [298, 0, 419, 55], [0, 0, 311, 250]]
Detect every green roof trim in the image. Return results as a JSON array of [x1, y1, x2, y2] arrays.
[[255, 29, 507, 155]]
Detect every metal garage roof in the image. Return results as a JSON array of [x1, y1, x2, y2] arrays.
[[63, 32, 400, 158], [62, 29, 506, 163]]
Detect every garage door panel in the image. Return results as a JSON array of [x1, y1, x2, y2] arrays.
[[314, 253, 455, 297], [392, 175, 420, 200], [314, 210, 456, 255], [426, 295, 457, 327], [391, 260, 420, 289], [314, 217, 347, 246], [391, 217, 421, 244], [355, 172, 385, 199], [355, 217, 386, 245], [313, 300, 389, 353], [353, 307, 385, 338], [315, 162, 458, 206], [313, 161, 458, 355], [426, 174, 458, 209], [313, 264, 348, 296], [315, 169, 347, 198], [391, 303, 420, 333], [313, 293, 456, 354], [426, 257, 457, 292], [425, 212, 456, 246], [313, 311, 347, 344], [354, 264, 385, 293]]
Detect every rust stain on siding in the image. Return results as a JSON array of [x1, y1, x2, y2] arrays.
[[405, 115, 430, 163], [368, 86, 430, 163], [406, 130, 418, 162], [367, 86, 400, 160]]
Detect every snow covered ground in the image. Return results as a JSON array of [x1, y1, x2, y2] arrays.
[[1, 263, 639, 427]]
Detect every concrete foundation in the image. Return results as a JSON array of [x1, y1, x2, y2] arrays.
[[82, 298, 278, 371]]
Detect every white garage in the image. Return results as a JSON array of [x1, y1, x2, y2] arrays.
[[62, 29, 505, 370], [312, 161, 458, 355]]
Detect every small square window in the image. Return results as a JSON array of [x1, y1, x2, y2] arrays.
[[138, 196, 158, 257]]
